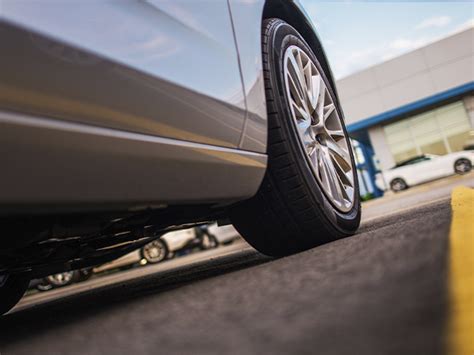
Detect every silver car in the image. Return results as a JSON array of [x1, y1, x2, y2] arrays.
[[0, 0, 360, 315]]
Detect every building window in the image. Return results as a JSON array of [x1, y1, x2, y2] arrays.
[[383, 101, 472, 164]]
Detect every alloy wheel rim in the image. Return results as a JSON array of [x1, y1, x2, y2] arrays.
[[456, 160, 468, 172], [393, 180, 404, 191], [283, 45, 355, 212], [143, 240, 165, 262]]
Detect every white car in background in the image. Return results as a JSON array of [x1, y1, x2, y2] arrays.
[[29, 229, 201, 287], [375, 151, 474, 192], [93, 225, 241, 273]]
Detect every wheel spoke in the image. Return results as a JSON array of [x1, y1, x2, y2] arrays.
[[311, 75, 321, 106], [322, 147, 345, 205], [326, 127, 345, 141], [290, 97, 309, 121], [317, 148, 332, 196], [331, 158, 353, 203], [283, 45, 355, 212], [287, 71, 306, 109], [308, 144, 318, 166], [316, 81, 327, 124], [296, 50, 305, 74], [326, 140, 351, 169], [287, 53, 307, 103], [323, 103, 335, 122], [306, 72, 320, 112], [307, 142, 317, 157], [331, 153, 354, 186], [289, 98, 311, 141]]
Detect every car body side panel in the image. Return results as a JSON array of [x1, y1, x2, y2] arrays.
[[0, 110, 266, 214], [431, 155, 454, 178], [409, 159, 436, 185], [162, 229, 197, 252], [384, 162, 431, 186], [229, 0, 268, 153], [0, 2, 272, 211], [208, 224, 241, 244], [0, 1, 245, 148]]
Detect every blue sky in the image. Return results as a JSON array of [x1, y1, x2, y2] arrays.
[[300, 1, 474, 79]]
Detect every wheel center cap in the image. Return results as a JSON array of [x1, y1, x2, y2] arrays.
[[316, 134, 326, 146]]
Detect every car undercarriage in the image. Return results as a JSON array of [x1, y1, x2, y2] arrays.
[[0, 204, 228, 280]]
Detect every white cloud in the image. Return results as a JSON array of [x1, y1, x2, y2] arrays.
[[415, 16, 451, 30], [300, 1, 471, 79], [334, 21, 474, 79], [334, 36, 431, 78]]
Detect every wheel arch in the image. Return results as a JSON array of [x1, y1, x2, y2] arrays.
[[454, 156, 471, 164], [390, 177, 408, 186], [262, 0, 338, 94]]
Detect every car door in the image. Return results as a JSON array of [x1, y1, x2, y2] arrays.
[[425, 154, 451, 178], [1, 0, 246, 148], [406, 156, 436, 185]]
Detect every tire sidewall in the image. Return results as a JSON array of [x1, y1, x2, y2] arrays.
[[267, 20, 360, 233]]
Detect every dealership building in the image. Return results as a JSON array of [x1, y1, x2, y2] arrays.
[[336, 27, 474, 197]]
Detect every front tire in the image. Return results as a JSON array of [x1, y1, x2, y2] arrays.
[[0, 275, 29, 315], [454, 158, 472, 174], [230, 19, 361, 257]]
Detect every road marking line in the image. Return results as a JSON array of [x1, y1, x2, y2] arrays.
[[447, 186, 474, 355]]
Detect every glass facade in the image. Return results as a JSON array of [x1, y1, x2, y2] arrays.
[[384, 101, 472, 164]]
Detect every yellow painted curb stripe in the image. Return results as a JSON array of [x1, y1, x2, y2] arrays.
[[447, 186, 474, 355]]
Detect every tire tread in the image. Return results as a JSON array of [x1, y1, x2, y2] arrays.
[[230, 19, 360, 256]]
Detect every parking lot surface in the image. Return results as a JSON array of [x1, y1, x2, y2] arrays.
[[362, 172, 474, 221], [1, 174, 473, 355]]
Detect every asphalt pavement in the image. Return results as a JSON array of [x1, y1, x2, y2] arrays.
[[0, 175, 471, 355]]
